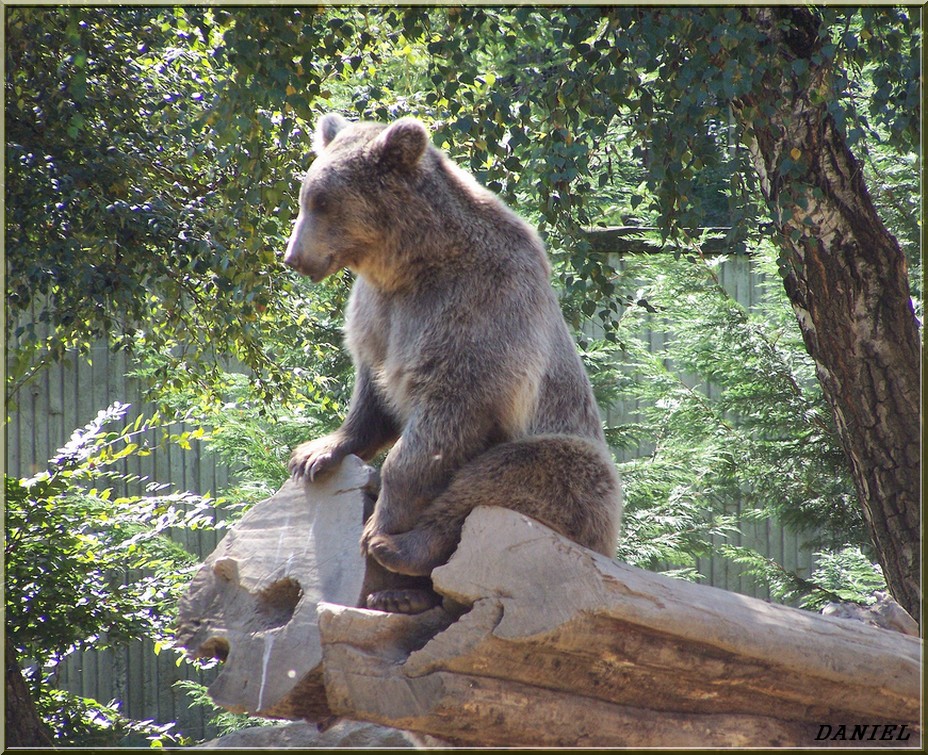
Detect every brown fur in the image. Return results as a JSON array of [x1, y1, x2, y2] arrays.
[[285, 114, 622, 611]]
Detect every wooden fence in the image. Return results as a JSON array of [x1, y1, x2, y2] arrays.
[[5, 245, 817, 742], [5, 337, 229, 742]]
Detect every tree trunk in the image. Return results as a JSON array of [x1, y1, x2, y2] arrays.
[[5, 636, 54, 748], [735, 7, 921, 623]]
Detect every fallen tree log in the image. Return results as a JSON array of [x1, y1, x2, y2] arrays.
[[177, 459, 922, 748], [319, 505, 921, 748], [175, 455, 429, 722]]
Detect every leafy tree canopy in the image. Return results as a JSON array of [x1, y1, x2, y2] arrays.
[[8, 6, 918, 402]]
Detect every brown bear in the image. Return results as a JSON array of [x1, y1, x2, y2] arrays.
[[284, 113, 622, 613]]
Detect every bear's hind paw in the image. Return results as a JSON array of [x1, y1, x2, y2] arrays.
[[366, 531, 438, 577], [365, 588, 440, 614]]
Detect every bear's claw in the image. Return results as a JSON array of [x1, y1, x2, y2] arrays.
[[288, 440, 345, 481]]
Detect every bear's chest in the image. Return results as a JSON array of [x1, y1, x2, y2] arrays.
[[380, 308, 435, 414], [346, 289, 436, 417]]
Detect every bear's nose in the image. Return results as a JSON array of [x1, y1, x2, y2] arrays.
[[283, 233, 301, 269]]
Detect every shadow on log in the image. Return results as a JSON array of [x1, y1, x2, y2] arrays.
[[176, 457, 922, 748]]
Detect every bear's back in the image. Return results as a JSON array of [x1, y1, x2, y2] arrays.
[[428, 158, 607, 444]]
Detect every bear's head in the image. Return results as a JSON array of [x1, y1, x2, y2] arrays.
[[283, 114, 431, 283]]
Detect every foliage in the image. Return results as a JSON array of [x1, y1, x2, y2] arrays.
[[603, 240, 874, 603], [127, 268, 356, 500], [5, 7, 307, 405], [719, 545, 886, 610], [5, 402, 218, 745], [806, 547, 889, 607], [34, 690, 187, 748], [173, 680, 274, 738]]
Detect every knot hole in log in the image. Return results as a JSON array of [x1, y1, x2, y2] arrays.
[[257, 578, 303, 630]]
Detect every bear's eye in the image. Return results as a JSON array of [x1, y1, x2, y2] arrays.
[[308, 191, 330, 213]]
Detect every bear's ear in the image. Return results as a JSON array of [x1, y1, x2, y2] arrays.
[[374, 118, 429, 171], [314, 113, 350, 153]]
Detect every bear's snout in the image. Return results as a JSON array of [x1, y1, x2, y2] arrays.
[[282, 246, 301, 272], [283, 214, 332, 281], [283, 227, 303, 269], [283, 240, 333, 282]]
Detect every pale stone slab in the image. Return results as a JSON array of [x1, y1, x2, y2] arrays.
[[175, 456, 373, 720]]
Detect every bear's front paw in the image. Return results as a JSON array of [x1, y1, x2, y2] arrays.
[[289, 436, 346, 481]]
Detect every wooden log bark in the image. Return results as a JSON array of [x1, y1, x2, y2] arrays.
[[176, 465, 921, 747], [319, 506, 922, 748]]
